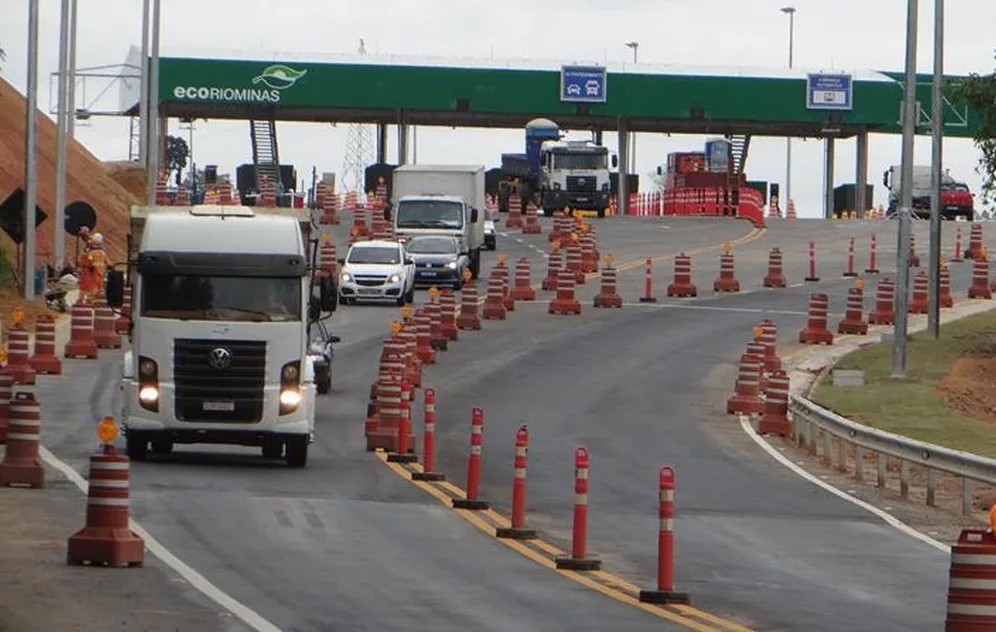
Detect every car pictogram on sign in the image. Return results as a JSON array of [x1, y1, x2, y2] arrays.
[[566, 84, 581, 96]]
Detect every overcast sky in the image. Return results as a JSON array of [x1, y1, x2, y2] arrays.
[[1, 0, 994, 217]]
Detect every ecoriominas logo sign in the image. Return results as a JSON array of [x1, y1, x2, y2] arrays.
[[172, 64, 308, 103]]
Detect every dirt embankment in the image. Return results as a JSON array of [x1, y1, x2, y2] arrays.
[[937, 331, 996, 424], [0, 75, 136, 266]]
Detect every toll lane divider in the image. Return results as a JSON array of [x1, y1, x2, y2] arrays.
[[374, 449, 755, 632]]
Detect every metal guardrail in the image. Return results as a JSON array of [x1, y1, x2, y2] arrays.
[[788, 394, 996, 516]]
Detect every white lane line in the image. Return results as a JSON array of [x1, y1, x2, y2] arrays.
[[511, 300, 811, 316], [734, 417, 949, 555], [39, 445, 283, 632]]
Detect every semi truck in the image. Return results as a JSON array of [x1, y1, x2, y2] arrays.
[[500, 118, 617, 217], [105, 203, 337, 467], [883, 165, 975, 220], [390, 164, 487, 279]]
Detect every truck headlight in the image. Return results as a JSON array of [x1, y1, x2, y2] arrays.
[[279, 389, 302, 407], [447, 260, 458, 269], [340, 272, 352, 283], [137, 355, 159, 413], [389, 273, 401, 283], [138, 386, 159, 404], [280, 360, 301, 415]]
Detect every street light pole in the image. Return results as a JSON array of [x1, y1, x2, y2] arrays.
[[892, 0, 919, 379], [145, 0, 162, 206], [781, 7, 796, 211], [624, 42, 639, 176], [927, 0, 945, 339]]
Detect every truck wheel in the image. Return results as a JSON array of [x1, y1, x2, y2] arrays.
[[285, 437, 309, 467], [126, 434, 148, 461], [150, 438, 174, 455]]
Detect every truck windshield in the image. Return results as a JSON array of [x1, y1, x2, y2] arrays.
[[141, 274, 301, 322], [551, 152, 607, 170], [396, 200, 464, 229]]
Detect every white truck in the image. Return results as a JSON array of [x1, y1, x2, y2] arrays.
[[391, 165, 486, 279], [537, 139, 614, 217], [105, 204, 338, 467]]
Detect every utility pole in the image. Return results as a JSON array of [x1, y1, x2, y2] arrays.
[[624, 42, 639, 175], [927, 0, 945, 339], [892, 0, 919, 379], [23, 0, 40, 300], [781, 7, 796, 211], [55, 0, 71, 271]]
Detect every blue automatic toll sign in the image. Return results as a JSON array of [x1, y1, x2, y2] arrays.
[[561, 66, 607, 103]]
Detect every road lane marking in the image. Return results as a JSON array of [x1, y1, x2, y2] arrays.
[[733, 417, 949, 555], [39, 446, 283, 632], [377, 452, 754, 631]]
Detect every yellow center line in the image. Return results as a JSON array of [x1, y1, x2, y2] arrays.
[[377, 453, 754, 631]]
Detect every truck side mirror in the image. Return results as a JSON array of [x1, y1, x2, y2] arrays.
[[882, 172, 889, 187], [319, 276, 338, 312], [105, 270, 125, 308], [612, 155, 619, 168], [337, 257, 345, 265], [656, 166, 662, 176], [470, 207, 479, 223]]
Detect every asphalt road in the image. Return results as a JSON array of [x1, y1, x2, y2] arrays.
[[30, 213, 988, 631]]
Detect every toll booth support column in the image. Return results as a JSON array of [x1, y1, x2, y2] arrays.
[[617, 120, 630, 217], [594, 129, 603, 146], [855, 131, 869, 218], [377, 124, 388, 164], [823, 137, 836, 219], [397, 124, 409, 166]]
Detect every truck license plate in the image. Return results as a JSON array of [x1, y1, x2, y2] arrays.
[[420, 271, 437, 277], [203, 401, 235, 412], [576, 197, 589, 203]]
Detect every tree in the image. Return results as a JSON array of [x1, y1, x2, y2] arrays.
[[164, 135, 189, 188], [951, 53, 996, 209]]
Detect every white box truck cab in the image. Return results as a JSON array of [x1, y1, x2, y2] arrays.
[[104, 205, 337, 467], [391, 165, 487, 279]]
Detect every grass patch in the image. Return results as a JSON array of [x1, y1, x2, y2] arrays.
[[812, 309, 996, 458]]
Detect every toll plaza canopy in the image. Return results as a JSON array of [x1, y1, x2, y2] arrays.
[[144, 51, 982, 139]]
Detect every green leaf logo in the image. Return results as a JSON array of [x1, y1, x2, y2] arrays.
[[252, 64, 308, 90]]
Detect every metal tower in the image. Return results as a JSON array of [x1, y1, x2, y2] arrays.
[[340, 39, 375, 194]]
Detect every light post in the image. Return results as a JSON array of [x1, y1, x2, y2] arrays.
[[927, 0, 945, 339], [23, 0, 40, 300], [892, 0, 920, 378], [780, 7, 796, 211], [625, 42, 639, 174]]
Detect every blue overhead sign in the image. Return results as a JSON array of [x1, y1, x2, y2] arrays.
[[560, 66, 607, 103], [806, 73, 853, 111]]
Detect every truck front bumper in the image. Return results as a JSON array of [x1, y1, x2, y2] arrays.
[[543, 190, 609, 211], [121, 379, 314, 446]]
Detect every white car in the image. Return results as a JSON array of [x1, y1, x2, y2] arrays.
[[483, 217, 497, 251], [339, 240, 416, 306]]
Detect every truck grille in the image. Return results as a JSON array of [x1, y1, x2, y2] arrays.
[[566, 176, 597, 193], [173, 338, 266, 423]]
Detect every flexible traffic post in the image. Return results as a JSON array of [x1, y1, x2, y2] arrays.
[[843, 237, 857, 277], [805, 240, 819, 282], [452, 408, 489, 510], [639, 465, 690, 604], [556, 446, 602, 570], [412, 388, 445, 481], [387, 379, 418, 463], [496, 425, 537, 540], [865, 234, 880, 274], [639, 257, 657, 303], [952, 226, 964, 263]]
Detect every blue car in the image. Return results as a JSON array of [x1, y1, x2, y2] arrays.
[[406, 235, 470, 289]]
